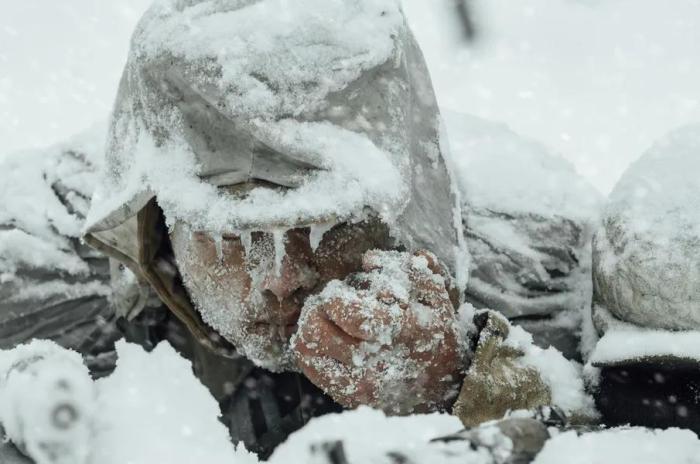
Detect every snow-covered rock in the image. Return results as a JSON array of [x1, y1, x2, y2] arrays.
[[592, 125, 700, 331]]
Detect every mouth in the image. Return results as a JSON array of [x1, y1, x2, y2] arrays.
[[248, 321, 299, 340]]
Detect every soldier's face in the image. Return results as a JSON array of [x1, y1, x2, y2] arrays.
[[170, 218, 392, 372]]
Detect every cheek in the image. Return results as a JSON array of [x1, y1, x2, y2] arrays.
[[184, 239, 254, 303]]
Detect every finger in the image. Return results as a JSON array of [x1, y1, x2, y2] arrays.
[[297, 355, 377, 408], [321, 297, 398, 343], [297, 355, 354, 401], [294, 310, 362, 366], [410, 269, 453, 311], [413, 250, 443, 276]]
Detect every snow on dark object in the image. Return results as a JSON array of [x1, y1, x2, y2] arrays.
[[593, 125, 700, 332]]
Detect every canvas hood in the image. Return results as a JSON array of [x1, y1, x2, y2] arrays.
[[83, 0, 468, 352], [86, 0, 466, 280]]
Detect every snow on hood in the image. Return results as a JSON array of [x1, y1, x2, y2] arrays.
[[85, 0, 466, 281]]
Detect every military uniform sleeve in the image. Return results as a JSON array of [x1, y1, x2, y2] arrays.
[[0, 129, 121, 375]]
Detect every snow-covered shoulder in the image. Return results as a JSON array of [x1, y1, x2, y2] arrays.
[[443, 111, 601, 222], [0, 123, 106, 278], [593, 124, 700, 331]]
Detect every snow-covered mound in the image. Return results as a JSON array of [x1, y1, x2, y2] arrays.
[[593, 125, 700, 331], [269, 406, 488, 464], [533, 427, 700, 464], [93, 340, 257, 464], [0, 341, 95, 464]]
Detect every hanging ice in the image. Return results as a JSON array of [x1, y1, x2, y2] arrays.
[[213, 235, 224, 264], [272, 230, 287, 278], [309, 223, 336, 253], [240, 231, 252, 259]]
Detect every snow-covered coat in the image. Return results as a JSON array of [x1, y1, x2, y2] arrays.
[[588, 125, 700, 433], [83, 0, 467, 355], [444, 112, 602, 359], [0, 128, 120, 376]]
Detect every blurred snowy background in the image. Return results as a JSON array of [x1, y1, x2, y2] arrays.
[[2, 0, 700, 194]]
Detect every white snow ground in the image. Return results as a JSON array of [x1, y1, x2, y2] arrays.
[[3, 340, 700, 464]]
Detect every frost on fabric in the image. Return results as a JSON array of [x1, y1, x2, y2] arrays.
[[0, 124, 111, 302], [501, 316, 597, 418], [136, 0, 403, 120], [443, 111, 602, 357], [85, 0, 411, 235], [444, 111, 601, 223], [533, 427, 700, 464], [593, 125, 700, 332], [0, 124, 105, 278]]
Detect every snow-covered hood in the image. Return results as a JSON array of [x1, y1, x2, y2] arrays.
[[85, 0, 466, 283]]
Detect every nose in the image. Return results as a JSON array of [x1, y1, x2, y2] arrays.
[[262, 258, 318, 301]]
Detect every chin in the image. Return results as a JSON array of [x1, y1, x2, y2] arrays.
[[237, 335, 298, 373]]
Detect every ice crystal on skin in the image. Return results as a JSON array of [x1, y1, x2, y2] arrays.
[[170, 222, 296, 372], [292, 250, 462, 414]]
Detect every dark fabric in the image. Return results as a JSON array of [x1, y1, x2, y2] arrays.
[[595, 361, 700, 433], [221, 368, 342, 460], [120, 303, 341, 460]]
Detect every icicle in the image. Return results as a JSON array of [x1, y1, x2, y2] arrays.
[[240, 231, 252, 259], [213, 234, 224, 264], [272, 230, 287, 278], [309, 222, 335, 253]]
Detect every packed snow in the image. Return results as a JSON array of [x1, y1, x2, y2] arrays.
[[533, 427, 700, 464], [589, 328, 700, 366], [0, 340, 257, 464]]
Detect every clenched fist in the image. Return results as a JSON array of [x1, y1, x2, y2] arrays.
[[291, 250, 465, 414]]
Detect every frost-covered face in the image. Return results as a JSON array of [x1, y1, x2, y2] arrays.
[[170, 217, 393, 372]]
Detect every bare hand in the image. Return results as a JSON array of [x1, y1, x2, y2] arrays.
[[291, 250, 464, 414]]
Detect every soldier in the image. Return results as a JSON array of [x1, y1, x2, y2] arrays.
[[1, 0, 590, 460]]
